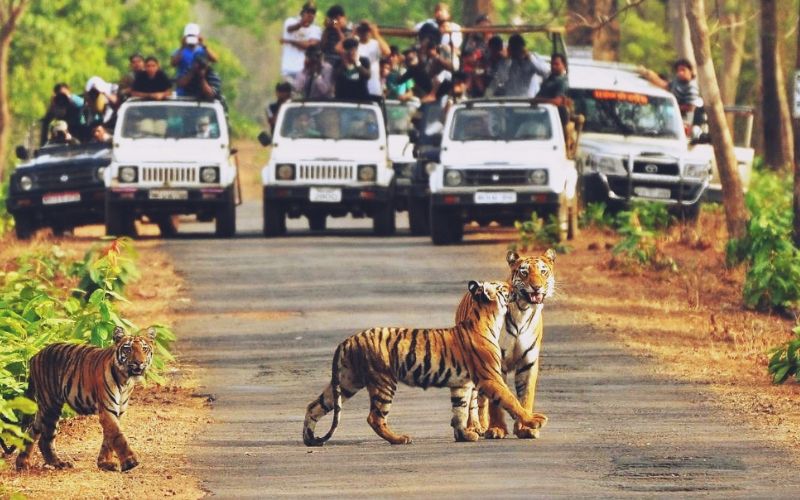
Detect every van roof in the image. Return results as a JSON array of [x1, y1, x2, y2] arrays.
[[567, 59, 675, 98]]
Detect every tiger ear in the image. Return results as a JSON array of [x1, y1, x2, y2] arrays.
[[506, 250, 520, 268], [468, 280, 481, 297], [543, 248, 556, 264], [146, 327, 157, 341], [113, 326, 126, 343]]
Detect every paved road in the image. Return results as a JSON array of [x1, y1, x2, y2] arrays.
[[168, 201, 799, 498]]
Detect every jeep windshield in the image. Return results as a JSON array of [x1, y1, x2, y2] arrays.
[[120, 105, 220, 139], [280, 106, 380, 140], [449, 106, 552, 142], [386, 102, 416, 135], [570, 89, 683, 139]]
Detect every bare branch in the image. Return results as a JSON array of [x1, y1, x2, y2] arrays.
[[566, 0, 647, 32]]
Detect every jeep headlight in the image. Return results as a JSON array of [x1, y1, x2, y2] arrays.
[[685, 162, 710, 179], [119, 166, 137, 183], [275, 163, 295, 181], [444, 169, 463, 187], [19, 175, 33, 191], [200, 166, 219, 183], [394, 163, 412, 178], [529, 169, 548, 185], [425, 162, 438, 175], [96, 166, 106, 181], [357, 164, 377, 182], [597, 156, 625, 175]]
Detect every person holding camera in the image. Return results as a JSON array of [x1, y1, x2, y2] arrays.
[[176, 53, 222, 101], [292, 45, 334, 99], [281, 3, 322, 85], [320, 5, 351, 66], [333, 38, 371, 100], [355, 21, 390, 97], [171, 23, 218, 97], [40, 83, 83, 147], [47, 120, 80, 146]]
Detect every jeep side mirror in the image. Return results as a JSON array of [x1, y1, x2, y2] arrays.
[[15, 145, 30, 161], [257, 131, 272, 147]]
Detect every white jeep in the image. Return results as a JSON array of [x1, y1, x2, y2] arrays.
[[104, 98, 239, 237], [259, 100, 395, 236], [427, 99, 578, 245]]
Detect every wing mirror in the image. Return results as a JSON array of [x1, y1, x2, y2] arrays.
[[257, 131, 272, 147], [15, 145, 30, 161]]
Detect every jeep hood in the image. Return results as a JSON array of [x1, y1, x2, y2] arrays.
[[579, 133, 690, 159], [113, 139, 228, 163], [440, 141, 562, 166], [388, 134, 414, 163], [272, 139, 386, 163]]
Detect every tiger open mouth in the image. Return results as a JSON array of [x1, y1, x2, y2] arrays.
[[521, 289, 545, 304], [128, 366, 145, 377]]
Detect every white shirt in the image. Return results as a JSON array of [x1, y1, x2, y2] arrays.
[[358, 38, 382, 96], [415, 19, 463, 68], [281, 17, 322, 77]]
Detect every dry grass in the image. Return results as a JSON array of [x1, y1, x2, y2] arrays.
[[556, 209, 800, 456], [0, 229, 208, 499]]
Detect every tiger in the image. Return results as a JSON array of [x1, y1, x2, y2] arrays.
[[302, 280, 547, 446], [9, 326, 155, 471], [455, 249, 555, 440]]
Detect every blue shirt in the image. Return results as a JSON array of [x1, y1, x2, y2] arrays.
[[172, 45, 208, 95]]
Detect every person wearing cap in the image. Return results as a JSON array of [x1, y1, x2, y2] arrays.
[[47, 120, 80, 146], [333, 38, 371, 100], [355, 21, 390, 97], [320, 5, 351, 65], [171, 22, 218, 96], [281, 3, 322, 85], [292, 45, 334, 99], [175, 53, 223, 101], [131, 56, 173, 100]]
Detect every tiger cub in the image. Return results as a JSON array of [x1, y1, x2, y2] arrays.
[[11, 326, 155, 471], [303, 280, 547, 446]]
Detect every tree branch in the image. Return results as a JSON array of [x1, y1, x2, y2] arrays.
[[566, 0, 647, 32]]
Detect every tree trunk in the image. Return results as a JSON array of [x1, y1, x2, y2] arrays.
[[0, 1, 30, 185], [718, 7, 748, 106], [761, 0, 794, 170], [461, 0, 493, 26], [566, 0, 593, 49], [592, 0, 619, 61], [668, 0, 695, 65], [793, 4, 800, 246], [684, 0, 748, 241]]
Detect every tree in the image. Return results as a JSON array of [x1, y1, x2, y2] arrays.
[[0, 0, 29, 184], [761, 0, 794, 170], [684, 0, 747, 241], [592, 0, 619, 61], [462, 0, 493, 26], [794, 2, 800, 247], [668, 0, 693, 65]]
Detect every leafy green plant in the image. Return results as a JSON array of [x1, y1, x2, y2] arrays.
[[727, 170, 800, 312], [611, 202, 677, 271], [768, 326, 800, 384], [578, 202, 614, 229], [512, 214, 569, 254], [0, 396, 37, 461]]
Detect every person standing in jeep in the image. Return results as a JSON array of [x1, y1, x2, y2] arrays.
[[334, 38, 371, 100]]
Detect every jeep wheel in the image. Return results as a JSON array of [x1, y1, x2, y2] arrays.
[[13, 213, 35, 240], [373, 200, 396, 236], [263, 203, 286, 237], [215, 189, 237, 238], [105, 199, 136, 237], [430, 206, 462, 245], [408, 195, 430, 235], [157, 215, 179, 238], [308, 213, 327, 231]]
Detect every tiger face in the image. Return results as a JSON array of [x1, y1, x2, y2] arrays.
[[112, 326, 156, 379], [468, 280, 511, 325], [506, 249, 556, 308]]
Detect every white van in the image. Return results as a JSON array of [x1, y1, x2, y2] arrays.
[[568, 60, 712, 216]]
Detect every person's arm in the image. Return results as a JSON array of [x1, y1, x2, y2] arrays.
[[530, 52, 550, 78], [356, 57, 371, 79], [370, 24, 391, 57], [637, 66, 669, 90], [199, 37, 219, 63], [170, 45, 184, 67]]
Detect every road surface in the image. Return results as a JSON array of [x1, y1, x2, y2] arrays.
[[167, 202, 799, 498]]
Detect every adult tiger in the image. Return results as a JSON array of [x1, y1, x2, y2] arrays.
[[455, 249, 555, 440], [9, 326, 155, 471], [303, 280, 547, 446]]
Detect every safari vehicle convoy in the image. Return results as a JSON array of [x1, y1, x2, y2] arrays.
[[104, 98, 240, 238], [427, 99, 579, 245], [259, 99, 396, 236], [6, 142, 111, 239]]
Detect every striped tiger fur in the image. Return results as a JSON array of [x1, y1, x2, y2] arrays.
[[10, 326, 155, 471], [303, 280, 547, 446], [455, 249, 555, 440]]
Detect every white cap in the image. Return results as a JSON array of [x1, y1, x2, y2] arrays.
[[183, 23, 200, 44], [85, 76, 112, 95]]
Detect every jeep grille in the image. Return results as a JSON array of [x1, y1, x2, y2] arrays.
[[297, 164, 354, 182], [462, 169, 532, 186], [35, 167, 97, 190], [140, 166, 197, 184]]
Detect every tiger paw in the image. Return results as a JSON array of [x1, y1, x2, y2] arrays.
[[120, 456, 139, 472], [97, 460, 119, 471], [521, 412, 548, 430], [454, 429, 480, 442], [15, 457, 30, 471], [484, 426, 508, 439], [388, 435, 413, 445], [46, 459, 73, 470], [465, 424, 486, 437], [514, 426, 541, 439]]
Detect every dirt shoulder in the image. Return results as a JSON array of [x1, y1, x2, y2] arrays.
[[556, 211, 800, 457], [0, 230, 209, 499]]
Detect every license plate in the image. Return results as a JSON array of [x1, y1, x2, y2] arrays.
[[309, 187, 342, 203], [474, 191, 517, 204], [633, 187, 672, 199], [42, 191, 80, 205], [149, 189, 188, 200]]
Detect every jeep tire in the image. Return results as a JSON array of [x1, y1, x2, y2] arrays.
[[105, 198, 136, 237], [408, 195, 430, 235], [373, 200, 396, 236], [430, 205, 462, 245], [215, 188, 237, 238], [13, 213, 35, 240], [263, 202, 286, 237], [308, 213, 327, 231]]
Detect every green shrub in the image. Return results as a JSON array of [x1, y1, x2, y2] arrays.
[[728, 170, 800, 312], [512, 214, 570, 254], [0, 183, 13, 239], [768, 325, 800, 384], [578, 202, 614, 229], [611, 202, 677, 271]]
